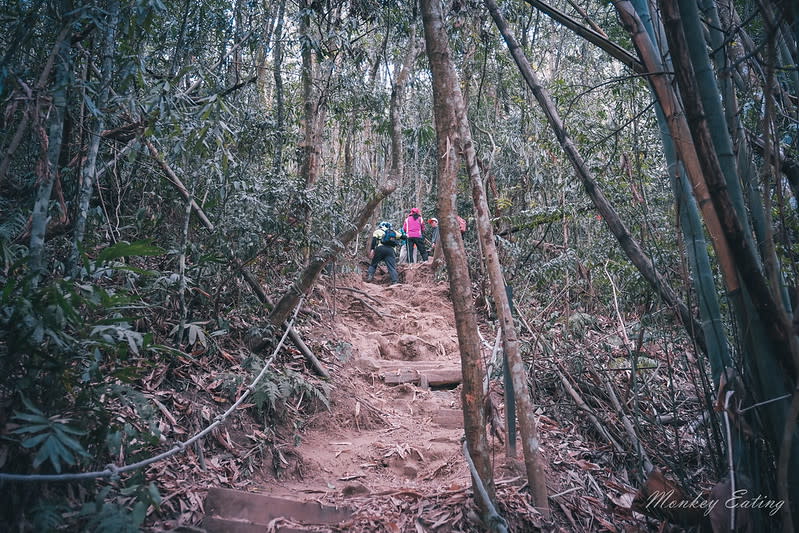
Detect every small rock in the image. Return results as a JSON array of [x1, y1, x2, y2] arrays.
[[403, 465, 418, 478], [341, 482, 371, 497]]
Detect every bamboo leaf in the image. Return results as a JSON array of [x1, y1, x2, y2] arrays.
[[96, 240, 165, 263]]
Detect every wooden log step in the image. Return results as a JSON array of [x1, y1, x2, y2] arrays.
[[379, 367, 461, 387], [203, 488, 350, 532], [358, 358, 459, 372]]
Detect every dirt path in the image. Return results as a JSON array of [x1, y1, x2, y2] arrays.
[[260, 262, 476, 500], [239, 260, 537, 532]]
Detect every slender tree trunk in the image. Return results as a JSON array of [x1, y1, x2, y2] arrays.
[[455, 6, 550, 516], [629, 0, 731, 385], [169, 0, 191, 78], [389, 28, 420, 182], [271, 0, 286, 178], [70, 0, 119, 275], [299, 0, 322, 189], [421, 0, 499, 524], [176, 191, 193, 346], [29, 27, 71, 278], [522, 0, 644, 74], [144, 138, 326, 376], [660, 0, 798, 382], [613, 1, 740, 295], [145, 139, 215, 231], [297, 1, 334, 261], [677, 0, 754, 250], [661, 2, 799, 525], [0, 26, 70, 184]]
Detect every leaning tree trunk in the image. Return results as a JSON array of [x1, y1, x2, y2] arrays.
[[660, 0, 797, 384], [421, 0, 501, 526], [488, 0, 707, 359], [428, 0, 550, 519], [613, 1, 740, 297], [268, 178, 397, 326], [628, 0, 731, 386], [661, 1, 799, 527]]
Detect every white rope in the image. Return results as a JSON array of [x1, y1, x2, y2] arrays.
[[0, 298, 305, 482]]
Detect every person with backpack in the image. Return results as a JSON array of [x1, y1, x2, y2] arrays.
[[402, 207, 427, 263], [366, 221, 402, 284], [427, 218, 439, 257]]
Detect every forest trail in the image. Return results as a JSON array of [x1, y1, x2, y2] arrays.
[[203, 261, 533, 531], [276, 261, 472, 494]]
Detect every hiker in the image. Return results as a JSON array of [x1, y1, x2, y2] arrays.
[[403, 207, 427, 263], [427, 218, 439, 257], [457, 215, 467, 238], [366, 221, 402, 284]]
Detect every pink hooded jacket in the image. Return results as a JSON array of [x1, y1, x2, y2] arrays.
[[403, 208, 425, 238]]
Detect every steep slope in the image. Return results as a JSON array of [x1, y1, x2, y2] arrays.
[[225, 261, 538, 531]]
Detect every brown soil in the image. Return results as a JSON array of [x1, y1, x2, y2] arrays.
[[251, 262, 513, 529]]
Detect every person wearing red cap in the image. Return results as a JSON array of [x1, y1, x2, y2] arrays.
[[402, 207, 427, 262]]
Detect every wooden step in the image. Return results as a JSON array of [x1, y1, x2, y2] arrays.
[[202, 488, 351, 532], [356, 357, 462, 387], [379, 366, 462, 387]]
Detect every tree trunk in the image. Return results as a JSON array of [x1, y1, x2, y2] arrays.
[[428, 0, 550, 518], [29, 27, 71, 278], [613, 1, 740, 296], [628, 0, 731, 385], [268, 178, 397, 327], [70, 0, 119, 275], [523, 0, 644, 74], [389, 28, 420, 181], [660, 0, 798, 382], [299, 0, 324, 189], [0, 25, 70, 184], [421, 0, 500, 524], [271, 0, 286, 179], [661, 1, 799, 524]]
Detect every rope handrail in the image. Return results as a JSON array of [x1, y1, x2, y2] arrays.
[[0, 298, 306, 483]]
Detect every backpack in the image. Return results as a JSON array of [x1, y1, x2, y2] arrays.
[[380, 228, 398, 245]]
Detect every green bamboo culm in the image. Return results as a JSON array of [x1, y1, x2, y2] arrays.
[[679, 0, 799, 527], [631, 0, 731, 384]]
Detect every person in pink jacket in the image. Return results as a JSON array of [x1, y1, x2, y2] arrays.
[[403, 207, 427, 262]]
